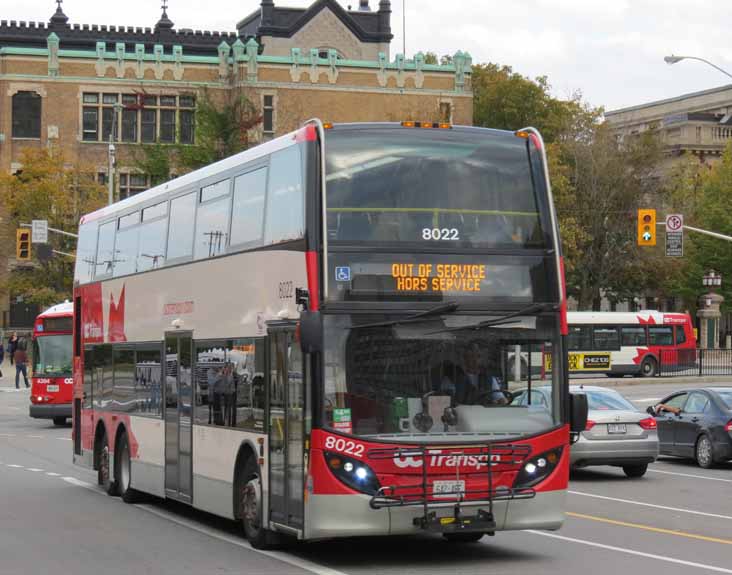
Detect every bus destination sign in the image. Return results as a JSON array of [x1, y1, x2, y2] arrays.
[[391, 263, 487, 293]]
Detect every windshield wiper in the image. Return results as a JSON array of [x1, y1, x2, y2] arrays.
[[349, 301, 460, 330], [431, 302, 556, 334]]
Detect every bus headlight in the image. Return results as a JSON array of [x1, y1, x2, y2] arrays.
[[513, 447, 563, 489], [324, 452, 381, 496]]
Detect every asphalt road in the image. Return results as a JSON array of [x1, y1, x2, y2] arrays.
[[1, 365, 731, 575]]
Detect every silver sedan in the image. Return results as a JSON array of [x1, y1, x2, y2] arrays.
[[511, 385, 659, 477]]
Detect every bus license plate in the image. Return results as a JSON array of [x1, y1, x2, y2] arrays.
[[607, 423, 626, 434], [46, 384, 59, 392], [433, 480, 465, 499]]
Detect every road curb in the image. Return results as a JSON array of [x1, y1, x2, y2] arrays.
[[574, 375, 732, 387]]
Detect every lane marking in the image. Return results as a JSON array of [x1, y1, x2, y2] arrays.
[[26, 468, 44, 472], [527, 530, 732, 574], [568, 490, 732, 521], [648, 468, 732, 484], [6, 464, 23, 468], [0, 434, 17, 437], [46, 472, 61, 477], [27, 435, 43, 439], [55, 437, 72, 442], [632, 397, 661, 402], [567, 511, 732, 545], [63, 477, 99, 491], [137, 505, 350, 575]]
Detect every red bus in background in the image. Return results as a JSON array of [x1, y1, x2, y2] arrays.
[[30, 301, 74, 426]]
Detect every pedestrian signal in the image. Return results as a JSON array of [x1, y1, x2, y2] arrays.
[[16, 229, 31, 261], [637, 209, 656, 246]]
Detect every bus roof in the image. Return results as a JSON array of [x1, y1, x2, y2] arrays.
[[38, 301, 73, 318], [567, 310, 690, 325], [79, 126, 305, 226]]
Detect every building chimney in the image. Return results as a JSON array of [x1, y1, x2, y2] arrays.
[[359, 0, 371, 11], [261, 0, 274, 26], [378, 0, 391, 35]]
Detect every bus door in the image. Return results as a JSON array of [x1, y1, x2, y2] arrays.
[[267, 324, 305, 531], [164, 332, 193, 502]]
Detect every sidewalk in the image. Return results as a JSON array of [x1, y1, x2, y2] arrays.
[[572, 374, 732, 387]]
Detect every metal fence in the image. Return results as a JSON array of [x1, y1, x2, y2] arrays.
[[658, 348, 732, 377]]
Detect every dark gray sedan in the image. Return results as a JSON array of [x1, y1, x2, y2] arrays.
[[649, 387, 732, 468]]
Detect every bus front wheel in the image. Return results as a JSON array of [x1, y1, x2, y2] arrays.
[[239, 458, 281, 549], [53, 417, 66, 426], [97, 433, 118, 496], [443, 532, 486, 543], [117, 432, 143, 503]]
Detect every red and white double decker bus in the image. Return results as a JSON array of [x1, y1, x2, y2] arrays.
[[30, 301, 74, 425], [72, 121, 585, 547]]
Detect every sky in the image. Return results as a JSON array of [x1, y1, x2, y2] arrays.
[[4, 0, 732, 112]]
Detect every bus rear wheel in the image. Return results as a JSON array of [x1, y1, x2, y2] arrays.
[[239, 458, 281, 549], [443, 532, 485, 543], [117, 432, 143, 503], [640, 357, 658, 377], [53, 417, 66, 426]]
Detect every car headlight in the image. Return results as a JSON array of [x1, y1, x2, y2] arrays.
[[324, 451, 381, 495], [513, 447, 563, 489]]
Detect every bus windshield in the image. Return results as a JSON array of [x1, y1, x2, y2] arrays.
[[322, 313, 562, 441], [325, 127, 545, 248], [32, 334, 73, 376]]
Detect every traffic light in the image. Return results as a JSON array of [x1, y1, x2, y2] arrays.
[[637, 209, 656, 246], [16, 229, 31, 261]]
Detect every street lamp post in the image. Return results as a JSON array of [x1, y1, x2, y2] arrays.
[[698, 270, 724, 349], [664, 55, 732, 81], [107, 102, 123, 206]]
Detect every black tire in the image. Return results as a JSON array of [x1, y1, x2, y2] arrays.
[[443, 532, 485, 543], [605, 373, 623, 378], [695, 434, 715, 469], [238, 457, 281, 549], [640, 357, 658, 377], [97, 433, 118, 495], [53, 417, 66, 426], [117, 432, 143, 503], [622, 464, 648, 478]]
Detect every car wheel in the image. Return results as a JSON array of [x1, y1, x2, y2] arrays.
[[97, 434, 118, 495], [622, 464, 648, 478], [640, 357, 658, 377], [117, 432, 143, 503], [695, 434, 715, 469], [239, 457, 281, 549], [443, 532, 485, 543], [52, 417, 66, 426]]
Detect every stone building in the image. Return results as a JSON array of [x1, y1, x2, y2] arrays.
[[0, 0, 474, 327], [606, 85, 732, 169]]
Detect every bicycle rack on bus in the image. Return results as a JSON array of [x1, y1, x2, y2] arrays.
[[367, 444, 535, 533]]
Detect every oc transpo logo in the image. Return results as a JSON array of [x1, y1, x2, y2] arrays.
[[393, 450, 500, 470]]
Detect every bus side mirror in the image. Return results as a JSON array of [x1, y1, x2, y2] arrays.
[[569, 393, 588, 433], [299, 311, 322, 354]]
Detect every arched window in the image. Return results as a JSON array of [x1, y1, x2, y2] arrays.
[[12, 91, 42, 139]]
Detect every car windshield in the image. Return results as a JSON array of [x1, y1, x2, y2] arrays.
[[580, 389, 636, 411], [32, 334, 72, 375], [715, 389, 732, 409], [322, 312, 563, 441]]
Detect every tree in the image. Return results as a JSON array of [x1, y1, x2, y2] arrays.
[[177, 89, 263, 171], [554, 126, 665, 309], [471, 63, 589, 143], [0, 147, 106, 307]]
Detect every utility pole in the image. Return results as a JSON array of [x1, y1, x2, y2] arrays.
[[107, 103, 122, 205], [402, 0, 406, 57]]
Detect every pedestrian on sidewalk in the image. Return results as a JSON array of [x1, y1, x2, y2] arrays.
[[7, 332, 18, 366], [14, 338, 29, 389]]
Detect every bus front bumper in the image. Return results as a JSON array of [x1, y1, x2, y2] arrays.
[[303, 490, 565, 540], [29, 403, 72, 420]]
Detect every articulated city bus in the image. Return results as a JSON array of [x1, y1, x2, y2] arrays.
[[566, 311, 696, 377], [72, 120, 584, 547], [30, 301, 74, 425]]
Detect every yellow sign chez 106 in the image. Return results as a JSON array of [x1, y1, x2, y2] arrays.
[[544, 352, 612, 372]]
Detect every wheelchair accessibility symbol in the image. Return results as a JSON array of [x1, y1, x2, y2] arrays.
[[335, 266, 351, 282]]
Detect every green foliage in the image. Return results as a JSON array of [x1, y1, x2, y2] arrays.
[[131, 144, 173, 186], [177, 90, 263, 171], [0, 147, 106, 307]]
